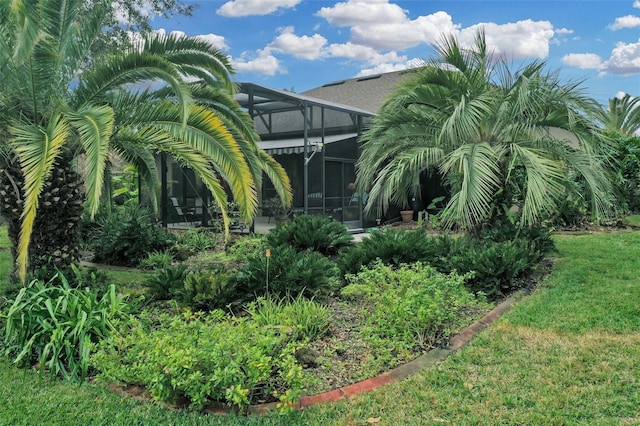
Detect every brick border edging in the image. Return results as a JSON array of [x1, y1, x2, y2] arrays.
[[206, 289, 529, 415]]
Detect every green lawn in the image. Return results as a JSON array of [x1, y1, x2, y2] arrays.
[[1, 231, 640, 425]]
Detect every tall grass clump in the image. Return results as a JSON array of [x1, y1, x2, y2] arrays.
[[2, 273, 132, 380]]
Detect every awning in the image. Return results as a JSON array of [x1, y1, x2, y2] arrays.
[[258, 133, 358, 155]]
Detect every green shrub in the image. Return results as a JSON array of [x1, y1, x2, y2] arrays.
[[2, 273, 132, 380], [91, 311, 305, 410], [266, 214, 353, 256], [138, 250, 174, 270], [225, 235, 267, 261], [142, 264, 188, 300], [344, 261, 484, 356], [446, 238, 531, 297], [177, 228, 223, 253], [337, 229, 452, 275], [246, 295, 330, 341], [87, 205, 175, 267], [179, 266, 239, 311], [236, 245, 341, 300]]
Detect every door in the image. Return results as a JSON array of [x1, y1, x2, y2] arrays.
[[325, 160, 362, 229]]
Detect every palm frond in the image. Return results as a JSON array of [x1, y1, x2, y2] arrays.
[[11, 115, 70, 281]]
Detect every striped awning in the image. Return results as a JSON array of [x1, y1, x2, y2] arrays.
[[258, 133, 358, 155]]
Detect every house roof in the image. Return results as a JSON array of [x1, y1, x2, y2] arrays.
[[235, 82, 375, 139], [302, 70, 415, 113]]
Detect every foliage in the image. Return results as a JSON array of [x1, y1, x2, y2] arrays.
[[246, 295, 331, 342], [2, 273, 132, 381], [179, 266, 239, 311], [87, 205, 175, 267], [91, 311, 305, 410], [266, 215, 353, 256], [0, 0, 292, 283], [236, 245, 341, 301], [138, 250, 174, 270], [142, 264, 188, 301], [337, 229, 451, 275], [176, 228, 224, 253], [225, 235, 267, 261], [344, 261, 484, 356], [598, 94, 640, 136], [446, 238, 532, 297], [339, 225, 554, 298], [357, 31, 611, 231], [608, 133, 640, 214]]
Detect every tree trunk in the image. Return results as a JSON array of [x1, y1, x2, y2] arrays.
[[0, 153, 84, 286]]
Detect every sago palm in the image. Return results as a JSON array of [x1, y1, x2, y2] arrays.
[[0, 0, 291, 283], [357, 31, 611, 232]]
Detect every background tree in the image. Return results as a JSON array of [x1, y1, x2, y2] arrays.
[[357, 31, 611, 232], [598, 94, 640, 136], [0, 0, 291, 283]]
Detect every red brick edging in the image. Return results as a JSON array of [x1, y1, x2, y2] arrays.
[[206, 289, 529, 415]]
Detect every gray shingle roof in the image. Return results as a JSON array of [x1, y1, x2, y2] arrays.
[[302, 70, 415, 113]]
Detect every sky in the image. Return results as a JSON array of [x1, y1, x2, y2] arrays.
[[149, 0, 640, 106]]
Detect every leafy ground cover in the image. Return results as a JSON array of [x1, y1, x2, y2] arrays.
[[0, 230, 638, 424]]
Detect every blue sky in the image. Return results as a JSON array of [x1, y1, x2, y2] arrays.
[[150, 0, 640, 105]]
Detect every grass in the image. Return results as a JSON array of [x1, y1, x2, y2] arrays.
[[1, 231, 639, 424]]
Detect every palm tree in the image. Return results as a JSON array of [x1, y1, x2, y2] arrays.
[[0, 0, 291, 283], [357, 31, 611, 232], [598, 94, 640, 136]]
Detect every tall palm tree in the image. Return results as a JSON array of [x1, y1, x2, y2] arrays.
[[0, 0, 291, 283], [357, 31, 611, 232], [598, 94, 640, 136]]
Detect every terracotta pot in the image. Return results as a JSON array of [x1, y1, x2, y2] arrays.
[[400, 210, 413, 222]]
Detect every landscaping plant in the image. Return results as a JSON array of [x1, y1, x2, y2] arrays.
[[87, 205, 175, 267], [342, 261, 487, 367], [2, 273, 132, 380], [266, 214, 353, 256], [236, 245, 341, 301], [337, 229, 452, 275], [91, 311, 305, 410], [247, 294, 331, 341]]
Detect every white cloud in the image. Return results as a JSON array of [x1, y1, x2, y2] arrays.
[[217, 0, 301, 17], [356, 60, 420, 77], [326, 42, 408, 65], [602, 39, 640, 75], [232, 48, 286, 76], [268, 26, 328, 60], [316, 0, 408, 26], [634, 1, 640, 8], [562, 53, 603, 69], [555, 28, 574, 35], [459, 20, 555, 59], [609, 15, 640, 30], [350, 11, 459, 50], [153, 29, 229, 51]]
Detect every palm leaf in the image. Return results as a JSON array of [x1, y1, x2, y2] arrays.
[[11, 115, 70, 281]]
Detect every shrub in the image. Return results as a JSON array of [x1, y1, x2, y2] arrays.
[[446, 238, 532, 297], [225, 235, 267, 261], [236, 245, 341, 300], [2, 273, 132, 380], [91, 311, 305, 410], [87, 205, 175, 267], [246, 295, 330, 341], [142, 264, 188, 301], [337, 229, 452, 275], [178, 266, 239, 311], [344, 261, 484, 358], [177, 228, 223, 253], [138, 250, 174, 270], [266, 214, 353, 256]]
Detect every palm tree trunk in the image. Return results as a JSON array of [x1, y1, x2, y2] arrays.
[[0, 153, 84, 285]]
